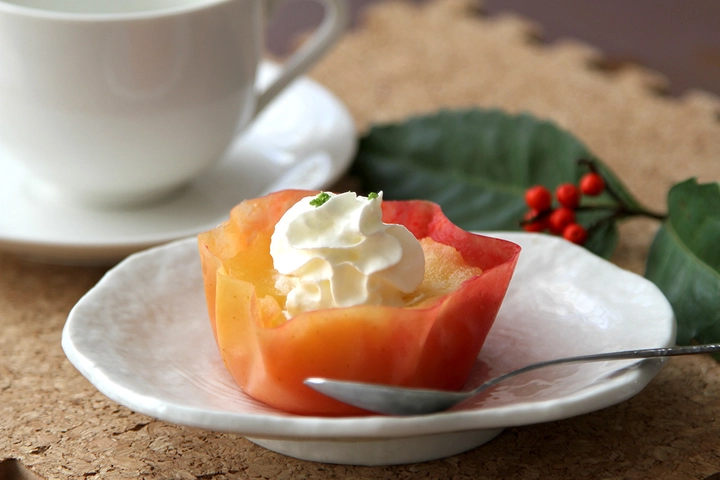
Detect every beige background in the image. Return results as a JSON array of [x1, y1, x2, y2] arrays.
[[269, 0, 720, 97]]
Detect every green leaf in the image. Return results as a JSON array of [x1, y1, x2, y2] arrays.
[[586, 160, 646, 213], [645, 178, 720, 346], [583, 218, 619, 260], [352, 108, 643, 257]]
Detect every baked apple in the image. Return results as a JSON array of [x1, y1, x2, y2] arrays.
[[198, 189, 520, 415]]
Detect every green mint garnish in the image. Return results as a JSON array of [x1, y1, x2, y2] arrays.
[[310, 192, 331, 207], [368, 192, 379, 200]]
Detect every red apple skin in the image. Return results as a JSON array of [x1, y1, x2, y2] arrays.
[[199, 190, 521, 416]]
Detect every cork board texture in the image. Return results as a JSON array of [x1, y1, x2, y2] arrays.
[[2, 1, 720, 478]]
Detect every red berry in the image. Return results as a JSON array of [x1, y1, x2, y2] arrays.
[[548, 207, 575, 234], [580, 172, 605, 196], [524, 186, 552, 212], [522, 209, 547, 232], [555, 183, 580, 209], [563, 223, 588, 245]]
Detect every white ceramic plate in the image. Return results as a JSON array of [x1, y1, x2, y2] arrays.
[[62, 232, 675, 466], [0, 61, 356, 265]]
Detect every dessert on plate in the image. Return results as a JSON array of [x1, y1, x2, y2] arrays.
[[198, 189, 520, 415]]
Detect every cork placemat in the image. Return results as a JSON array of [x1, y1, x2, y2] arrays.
[[2, 1, 720, 478]]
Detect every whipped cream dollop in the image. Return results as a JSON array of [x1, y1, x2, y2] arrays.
[[270, 191, 425, 317]]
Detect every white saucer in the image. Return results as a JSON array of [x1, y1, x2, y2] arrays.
[[62, 232, 675, 466], [0, 62, 356, 265]]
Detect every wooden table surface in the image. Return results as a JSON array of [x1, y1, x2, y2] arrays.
[[2, 1, 720, 479]]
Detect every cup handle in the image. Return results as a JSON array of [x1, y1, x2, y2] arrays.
[[255, 0, 349, 115]]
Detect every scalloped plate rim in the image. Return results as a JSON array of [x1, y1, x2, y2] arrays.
[[62, 231, 676, 441]]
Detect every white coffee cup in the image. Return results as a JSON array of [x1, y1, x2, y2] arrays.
[[0, 0, 349, 207]]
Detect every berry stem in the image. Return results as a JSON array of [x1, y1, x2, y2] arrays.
[[574, 204, 667, 221], [577, 159, 667, 221]]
